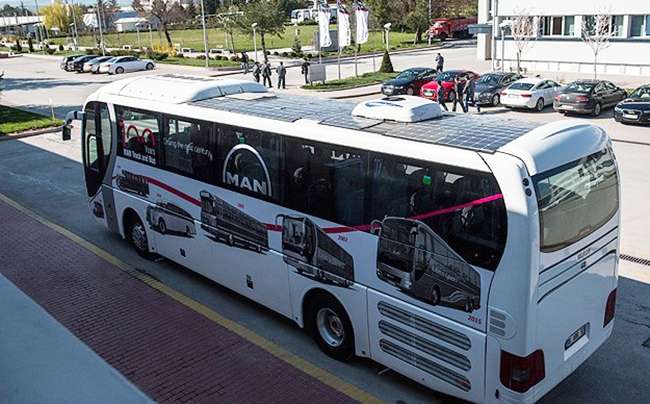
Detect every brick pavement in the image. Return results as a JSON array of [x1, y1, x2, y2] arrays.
[[0, 198, 358, 404]]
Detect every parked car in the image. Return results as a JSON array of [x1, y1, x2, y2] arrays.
[[473, 72, 522, 106], [614, 84, 650, 124], [420, 69, 479, 102], [98, 56, 155, 74], [501, 77, 562, 111], [60, 54, 83, 70], [381, 67, 437, 96], [84, 56, 112, 73], [67, 55, 98, 73], [554, 80, 627, 116]]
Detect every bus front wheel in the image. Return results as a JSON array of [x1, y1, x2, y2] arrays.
[[125, 212, 154, 260], [307, 292, 355, 361]]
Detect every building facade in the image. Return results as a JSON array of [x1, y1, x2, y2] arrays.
[[477, 0, 650, 76]]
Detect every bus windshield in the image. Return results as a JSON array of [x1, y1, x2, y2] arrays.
[[533, 148, 619, 252]]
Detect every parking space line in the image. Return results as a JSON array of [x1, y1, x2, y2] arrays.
[[0, 191, 382, 404]]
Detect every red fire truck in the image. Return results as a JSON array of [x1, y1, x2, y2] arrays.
[[429, 17, 477, 40]]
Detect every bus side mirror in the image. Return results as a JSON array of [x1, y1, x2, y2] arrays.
[[62, 110, 84, 141]]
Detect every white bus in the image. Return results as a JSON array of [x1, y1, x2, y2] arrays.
[[63, 75, 620, 403]]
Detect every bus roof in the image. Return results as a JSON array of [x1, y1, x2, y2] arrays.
[[94, 75, 608, 174]]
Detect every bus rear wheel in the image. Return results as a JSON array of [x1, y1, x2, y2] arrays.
[[307, 293, 354, 361]]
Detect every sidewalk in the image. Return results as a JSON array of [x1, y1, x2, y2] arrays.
[[0, 274, 152, 404], [0, 196, 362, 404]]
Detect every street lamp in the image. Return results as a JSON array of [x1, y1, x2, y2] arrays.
[[384, 23, 392, 52], [498, 20, 512, 72], [199, 0, 209, 69], [251, 23, 258, 62]]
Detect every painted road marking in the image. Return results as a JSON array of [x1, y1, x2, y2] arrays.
[[0, 191, 382, 404]]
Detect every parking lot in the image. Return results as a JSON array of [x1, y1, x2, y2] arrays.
[[1, 49, 650, 403]]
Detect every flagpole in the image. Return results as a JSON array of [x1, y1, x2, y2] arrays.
[[337, 0, 341, 80]]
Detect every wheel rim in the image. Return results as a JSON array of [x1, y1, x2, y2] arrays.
[[117, 67, 123, 74], [537, 99, 544, 111], [407, 87, 414, 96], [493, 94, 500, 106], [595, 104, 601, 115], [131, 223, 147, 252], [317, 308, 345, 348]]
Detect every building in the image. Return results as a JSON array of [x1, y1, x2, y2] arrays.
[[0, 16, 43, 36], [477, 0, 650, 76]]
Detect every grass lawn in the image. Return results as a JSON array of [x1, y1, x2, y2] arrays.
[[302, 71, 399, 91], [160, 56, 240, 68], [74, 26, 430, 57], [0, 105, 63, 135]]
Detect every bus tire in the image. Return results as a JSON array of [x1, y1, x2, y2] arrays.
[[430, 286, 441, 305], [124, 210, 154, 260], [306, 292, 355, 361]]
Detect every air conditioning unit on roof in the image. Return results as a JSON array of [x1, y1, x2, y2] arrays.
[[352, 95, 443, 123]]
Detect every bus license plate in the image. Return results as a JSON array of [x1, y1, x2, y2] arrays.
[[565, 323, 588, 350]]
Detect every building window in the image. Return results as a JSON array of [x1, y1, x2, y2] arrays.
[[552, 16, 563, 35], [630, 15, 650, 37], [563, 16, 575, 35], [611, 16, 624, 37]]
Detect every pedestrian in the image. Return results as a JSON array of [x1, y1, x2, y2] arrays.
[[252, 61, 261, 83], [276, 61, 287, 89], [435, 52, 444, 73], [464, 75, 480, 113], [300, 58, 310, 85], [436, 80, 448, 111], [452, 76, 466, 113], [262, 61, 272, 88], [241, 51, 250, 74]]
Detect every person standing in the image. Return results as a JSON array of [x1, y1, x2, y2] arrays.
[[300, 58, 310, 85], [464, 76, 480, 113], [276, 61, 287, 89], [452, 76, 466, 113], [436, 80, 448, 111], [435, 53, 444, 73], [241, 52, 250, 74], [262, 61, 272, 88], [252, 61, 261, 83]]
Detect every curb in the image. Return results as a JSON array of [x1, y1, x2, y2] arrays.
[[330, 90, 381, 100], [0, 125, 62, 142]]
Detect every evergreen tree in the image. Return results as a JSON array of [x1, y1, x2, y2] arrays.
[[379, 50, 393, 73]]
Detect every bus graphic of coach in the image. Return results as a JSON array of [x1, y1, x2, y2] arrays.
[[200, 191, 269, 253], [373, 217, 481, 313], [146, 201, 196, 238], [115, 170, 150, 197], [277, 215, 354, 287]]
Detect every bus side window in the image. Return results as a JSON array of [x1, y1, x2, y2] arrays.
[[115, 106, 161, 167], [284, 138, 368, 226], [162, 116, 214, 182]]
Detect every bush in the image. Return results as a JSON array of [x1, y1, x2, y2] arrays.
[[379, 50, 394, 73], [145, 50, 168, 61], [15, 38, 22, 52], [290, 52, 297, 58], [306, 53, 313, 59], [292, 36, 302, 54], [28, 37, 34, 53], [58, 44, 64, 51], [45, 47, 56, 55], [280, 51, 288, 57], [229, 56, 238, 62], [273, 51, 279, 56]]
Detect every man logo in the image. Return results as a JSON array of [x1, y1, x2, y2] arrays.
[[223, 144, 272, 197]]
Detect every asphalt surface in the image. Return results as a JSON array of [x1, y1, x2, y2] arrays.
[[1, 48, 650, 403]]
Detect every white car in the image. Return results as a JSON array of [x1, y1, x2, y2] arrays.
[[147, 202, 196, 238], [83, 56, 112, 73], [98, 56, 155, 74], [500, 77, 563, 111]]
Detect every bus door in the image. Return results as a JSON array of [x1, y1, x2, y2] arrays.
[[82, 101, 116, 228]]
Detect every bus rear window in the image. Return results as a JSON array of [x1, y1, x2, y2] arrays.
[[533, 148, 619, 252]]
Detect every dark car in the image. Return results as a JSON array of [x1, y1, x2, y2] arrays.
[[553, 80, 627, 116], [67, 55, 98, 72], [474, 72, 522, 106], [60, 54, 84, 70], [420, 69, 479, 102], [614, 85, 650, 124], [381, 67, 437, 96]]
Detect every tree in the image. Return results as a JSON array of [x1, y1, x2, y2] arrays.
[[133, 0, 183, 48], [581, 13, 614, 79], [96, 0, 119, 33], [402, 0, 430, 44], [41, 0, 72, 33], [1, 4, 32, 17], [185, 0, 198, 19], [236, 0, 286, 63], [379, 50, 394, 73], [510, 10, 536, 74]]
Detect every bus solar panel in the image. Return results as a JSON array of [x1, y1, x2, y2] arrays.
[[192, 95, 538, 153]]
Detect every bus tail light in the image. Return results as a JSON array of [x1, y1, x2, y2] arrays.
[[500, 349, 545, 393], [604, 288, 617, 327]]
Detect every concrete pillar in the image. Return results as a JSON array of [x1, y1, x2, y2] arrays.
[[477, 0, 492, 60]]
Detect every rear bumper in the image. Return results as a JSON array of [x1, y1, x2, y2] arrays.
[[554, 102, 594, 114], [502, 98, 534, 109]]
